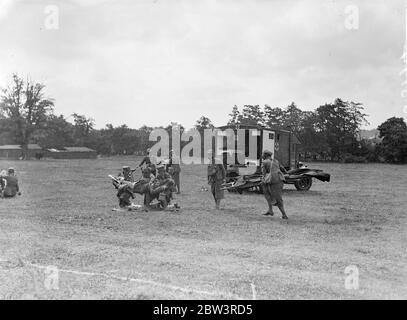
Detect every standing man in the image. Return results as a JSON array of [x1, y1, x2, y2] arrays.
[[167, 149, 181, 194], [261, 150, 288, 219], [145, 164, 176, 209], [207, 151, 226, 210], [1, 168, 21, 198]]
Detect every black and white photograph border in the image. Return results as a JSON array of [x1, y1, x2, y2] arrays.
[[0, 0, 406, 302]]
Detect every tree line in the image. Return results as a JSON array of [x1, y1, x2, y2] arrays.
[[225, 103, 407, 163], [1, 75, 406, 163]]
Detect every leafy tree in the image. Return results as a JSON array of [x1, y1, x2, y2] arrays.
[[138, 125, 154, 152], [315, 99, 368, 160], [195, 116, 214, 130], [283, 102, 305, 134], [377, 117, 407, 163], [35, 114, 74, 149], [0, 74, 54, 158], [72, 113, 95, 146], [240, 105, 264, 126], [264, 105, 285, 129], [297, 111, 328, 158], [228, 105, 242, 126], [0, 116, 17, 145]]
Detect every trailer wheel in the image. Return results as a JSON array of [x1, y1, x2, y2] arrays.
[[294, 177, 313, 191]]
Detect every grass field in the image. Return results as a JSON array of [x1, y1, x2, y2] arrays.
[[0, 157, 406, 299]]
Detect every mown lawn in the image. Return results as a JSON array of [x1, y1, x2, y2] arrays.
[[0, 158, 406, 299]]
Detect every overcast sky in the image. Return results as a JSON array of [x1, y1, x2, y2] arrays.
[[0, 0, 405, 129]]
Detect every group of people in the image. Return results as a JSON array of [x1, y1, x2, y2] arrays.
[[137, 148, 181, 194], [0, 167, 21, 199], [129, 147, 288, 218], [114, 149, 181, 209], [0, 150, 287, 219], [207, 149, 288, 219]]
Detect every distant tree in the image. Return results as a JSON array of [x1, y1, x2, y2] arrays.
[[35, 114, 74, 149], [315, 99, 368, 160], [195, 116, 214, 130], [0, 116, 17, 145], [263, 105, 285, 129], [283, 102, 305, 133], [297, 111, 328, 158], [138, 125, 155, 152], [240, 105, 264, 126], [72, 113, 95, 146], [164, 122, 185, 151], [0, 74, 54, 158], [377, 117, 407, 163], [228, 105, 242, 126]]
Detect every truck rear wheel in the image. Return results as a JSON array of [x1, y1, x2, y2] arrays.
[[294, 177, 312, 191]]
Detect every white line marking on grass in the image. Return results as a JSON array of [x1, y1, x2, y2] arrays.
[[1, 257, 243, 299], [251, 283, 257, 300]]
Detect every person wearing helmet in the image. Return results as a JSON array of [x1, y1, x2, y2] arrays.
[[144, 164, 175, 209]]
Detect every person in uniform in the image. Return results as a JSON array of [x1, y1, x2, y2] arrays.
[[0, 170, 6, 196], [0, 168, 21, 198], [261, 150, 288, 219], [207, 151, 226, 210], [167, 149, 181, 194], [121, 166, 134, 182], [138, 148, 156, 176], [145, 164, 175, 208], [141, 166, 155, 182]]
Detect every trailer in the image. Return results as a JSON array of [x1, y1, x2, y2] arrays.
[[216, 125, 330, 192]]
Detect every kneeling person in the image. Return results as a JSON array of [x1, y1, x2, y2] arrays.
[[145, 164, 176, 209], [1, 168, 21, 198]]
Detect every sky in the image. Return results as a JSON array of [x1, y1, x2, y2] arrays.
[[0, 0, 405, 129]]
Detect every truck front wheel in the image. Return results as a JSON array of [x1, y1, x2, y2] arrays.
[[294, 177, 313, 191]]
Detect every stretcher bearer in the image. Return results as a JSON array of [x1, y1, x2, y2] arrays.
[[138, 148, 157, 176], [207, 151, 226, 210], [261, 150, 288, 219], [0, 168, 21, 198], [167, 149, 181, 194]]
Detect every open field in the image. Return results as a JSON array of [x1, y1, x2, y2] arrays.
[[0, 157, 406, 299]]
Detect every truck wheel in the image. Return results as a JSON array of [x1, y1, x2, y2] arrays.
[[294, 177, 313, 191]]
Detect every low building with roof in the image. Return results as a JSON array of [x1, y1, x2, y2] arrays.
[[46, 146, 97, 159], [0, 144, 44, 159]]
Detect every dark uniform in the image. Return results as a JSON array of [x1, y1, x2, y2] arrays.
[[122, 166, 134, 182], [139, 156, 151, 166], [262, 159, 284, 207], [208, 163, 226, 209], [261, 154, 288, 219], [167, 154, 181, 193], [1, 175, 20, 198], [139, 156, 156, 176], [145, 167, 175, 208]]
